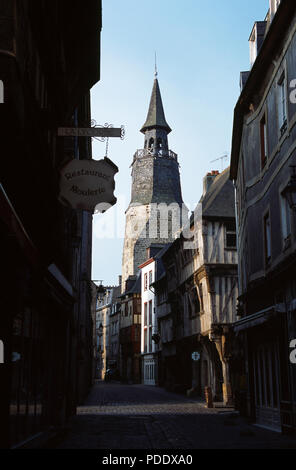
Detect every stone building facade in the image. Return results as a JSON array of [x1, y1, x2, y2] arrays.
[[119, 275, 142, 383], [108, 284, 122, 372], [95, 284, 121, 379]]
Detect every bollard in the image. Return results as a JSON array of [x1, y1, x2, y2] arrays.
[[205, 386, 213, 408]]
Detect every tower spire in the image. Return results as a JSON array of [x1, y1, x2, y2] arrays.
[[140, 75, 171, 134], [154, 52, 158, 78]]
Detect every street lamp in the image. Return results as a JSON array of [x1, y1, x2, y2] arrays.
[[283, 166, 296, 211]]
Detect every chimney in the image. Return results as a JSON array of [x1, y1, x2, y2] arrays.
[[249, 21, 267, 68], [203, 171, 219, 196]]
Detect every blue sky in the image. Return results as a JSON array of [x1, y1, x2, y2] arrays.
[[91, 0, 268, 286]]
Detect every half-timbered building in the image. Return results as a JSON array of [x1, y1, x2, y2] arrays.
[[154, 169, 238, 404]]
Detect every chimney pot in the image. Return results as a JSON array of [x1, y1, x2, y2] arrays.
[[203, 170, 219, 196]]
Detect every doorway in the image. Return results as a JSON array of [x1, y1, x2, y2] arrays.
[[252, 340, 281, 432]]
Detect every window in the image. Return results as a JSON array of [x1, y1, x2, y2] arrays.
[[264, 213, 272, 264], [278, 74, 287, 136], [192, 287, 201, 315], [149, 327, 152, 352], [280, 193, 291, 244], [225, 221, 237, 249], [260, 114, 268, 168], [149, 270, 153, 286], [149, 300, 153, 325], [149, 138, 154, 149], [144, 329, 147, 353], [144, 273, 148, 291], [188, 288, 201, 318], [144, 303, 148, 326], [198, 283, 204, 312]]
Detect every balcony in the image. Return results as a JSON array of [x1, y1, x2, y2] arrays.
[[133, 148, 178, 162]]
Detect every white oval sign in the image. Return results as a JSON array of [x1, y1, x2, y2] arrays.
[[59, 158, 118, 213]]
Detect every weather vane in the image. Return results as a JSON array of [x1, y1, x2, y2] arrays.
[[154, 52, 158, 78]]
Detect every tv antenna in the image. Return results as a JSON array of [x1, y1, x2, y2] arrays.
[[210, 153, 229, 171]]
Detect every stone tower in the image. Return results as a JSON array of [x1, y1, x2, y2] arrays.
[[122, 75, 186, 291]]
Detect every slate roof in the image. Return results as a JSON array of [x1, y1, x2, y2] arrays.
[[199, 167, 235, 219], [140, 78, 172, 134], [112, 285, 122, 303], [120, 271, 141, 297], [153, 243, 172, 282]]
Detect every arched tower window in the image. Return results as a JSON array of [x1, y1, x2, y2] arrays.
[[149, 138, 154, 149], [157, 138, 162, 149]]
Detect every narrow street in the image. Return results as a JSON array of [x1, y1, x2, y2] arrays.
[[57, 382, 296, 449]]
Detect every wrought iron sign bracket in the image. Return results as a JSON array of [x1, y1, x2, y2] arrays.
[[58, 121, 125, 140]]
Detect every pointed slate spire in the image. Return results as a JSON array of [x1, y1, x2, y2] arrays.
[[140, 78, 172, 134]]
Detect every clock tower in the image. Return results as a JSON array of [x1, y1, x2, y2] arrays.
[[122, 75, 185, 291]]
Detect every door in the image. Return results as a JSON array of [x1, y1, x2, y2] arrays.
[[252, 340, 281, 432]]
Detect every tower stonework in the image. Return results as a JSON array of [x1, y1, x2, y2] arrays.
[[122, 77, 186, 291]]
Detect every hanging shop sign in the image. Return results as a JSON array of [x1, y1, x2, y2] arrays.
[[58, 127, 122, 138], [59, 158, 118, 213]]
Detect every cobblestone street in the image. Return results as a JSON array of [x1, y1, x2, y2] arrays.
[[57, 382, 296, 449]]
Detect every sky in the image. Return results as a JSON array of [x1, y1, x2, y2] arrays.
[[91, 0, 268, 286]]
